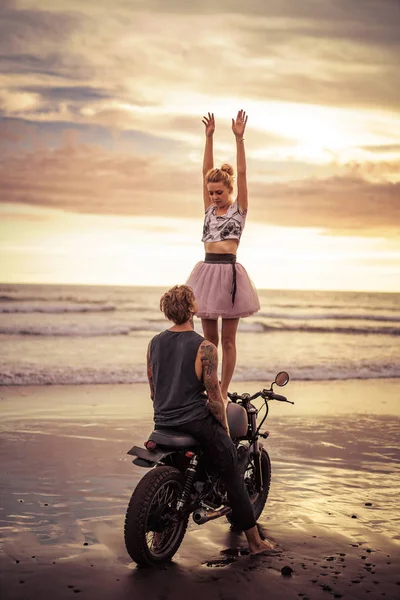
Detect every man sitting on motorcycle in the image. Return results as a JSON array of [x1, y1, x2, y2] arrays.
[[147, 284, 275, 556]]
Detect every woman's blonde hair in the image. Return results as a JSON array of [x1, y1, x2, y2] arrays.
[[160, 285, 196, 325], [205, 163, 235, 194]]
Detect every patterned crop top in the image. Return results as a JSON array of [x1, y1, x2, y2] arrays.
[[201, 200, 247, 243]]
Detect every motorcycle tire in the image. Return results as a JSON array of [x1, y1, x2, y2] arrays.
[[227, 447, 271, 526], [124, 465, 189, 567]]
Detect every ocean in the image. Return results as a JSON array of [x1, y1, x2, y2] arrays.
[[0, 283, 399, 385]]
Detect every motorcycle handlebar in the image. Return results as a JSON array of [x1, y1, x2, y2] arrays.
[[227, 390, 292, 403], [270, 393, 289, 402], [227, 391, 260, 402]]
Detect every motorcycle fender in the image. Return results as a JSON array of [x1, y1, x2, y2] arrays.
[[127, 445, 174, 466]]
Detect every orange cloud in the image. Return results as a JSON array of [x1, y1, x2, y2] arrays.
[[1, 135, 398, 237], [250, 175, 400, 236]]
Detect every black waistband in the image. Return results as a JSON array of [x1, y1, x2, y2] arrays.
[[204, 254, 237, 306], [204, 253, 236, 264]]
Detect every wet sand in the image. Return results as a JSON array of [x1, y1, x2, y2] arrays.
[[1, 380, 399, 600]]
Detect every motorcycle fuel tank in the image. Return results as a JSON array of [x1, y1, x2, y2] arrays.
[[226, 401, 248, 438]]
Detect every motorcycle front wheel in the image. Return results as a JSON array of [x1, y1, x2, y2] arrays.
[[227, 447, 271, 526], [124, 466, 189, 567]]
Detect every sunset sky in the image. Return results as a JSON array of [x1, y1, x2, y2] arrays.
[[1, 0, 399, 291]]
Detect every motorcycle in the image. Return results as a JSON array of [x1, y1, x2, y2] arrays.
[[124, 371, 293, 567]]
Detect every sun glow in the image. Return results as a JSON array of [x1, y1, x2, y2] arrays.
[[1, 204, 399, 292], [115, 93, 400, 166]]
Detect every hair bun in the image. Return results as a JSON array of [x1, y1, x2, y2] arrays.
[[220, 163, 234, 176]]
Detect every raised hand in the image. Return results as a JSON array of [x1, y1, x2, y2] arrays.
[[202, 112, 215, 137], [232, 109, 248, 139]]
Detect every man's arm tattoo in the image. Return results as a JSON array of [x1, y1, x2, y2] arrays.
[[147, 342, 155, 400], [200, 341, 229, 432]]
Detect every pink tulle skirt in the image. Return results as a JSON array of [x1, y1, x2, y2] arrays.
[[186, 260, 260, 320]]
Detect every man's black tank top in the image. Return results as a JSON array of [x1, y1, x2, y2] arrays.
[[150, 330, 209, 426]]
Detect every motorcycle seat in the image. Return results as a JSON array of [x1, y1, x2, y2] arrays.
[[149, 430, 199, 449]]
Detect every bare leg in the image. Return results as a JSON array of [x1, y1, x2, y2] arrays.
[[220, 318, 239, 399], [201, 318, 219, 347], [244, 526, 276, 555]]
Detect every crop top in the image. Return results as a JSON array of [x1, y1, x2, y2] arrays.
[[201, 200, 247, 243]]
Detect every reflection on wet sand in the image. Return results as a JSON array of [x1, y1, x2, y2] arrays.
[[1, 381, 400, 599]]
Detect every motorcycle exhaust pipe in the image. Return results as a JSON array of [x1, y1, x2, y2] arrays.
[[192, 506, 231, 525]]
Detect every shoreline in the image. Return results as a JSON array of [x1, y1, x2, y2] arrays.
[[1, 378, 399, 419]]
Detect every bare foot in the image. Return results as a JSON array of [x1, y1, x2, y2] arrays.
[[245, 524, 277, 555], [249, 538, 276, 556]]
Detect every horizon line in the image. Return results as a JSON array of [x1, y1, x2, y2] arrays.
[[1, 281, 399, 295]]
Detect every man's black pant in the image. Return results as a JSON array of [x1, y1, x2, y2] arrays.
[[158, 413, 256, 531]]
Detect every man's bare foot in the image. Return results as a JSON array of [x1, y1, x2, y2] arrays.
[[249, 538, 276, 556], [244, 524, 276, 555]]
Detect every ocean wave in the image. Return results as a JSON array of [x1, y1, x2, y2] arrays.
[[0, 320, 398, 337], [0, 292, 114, 302], [257, 311, 400, 323], [265, 302, 398, 312], [241, 322, 400, 336], [1, 363, 398, 386], [232, 363, 400, 382], [3, 297, 398, 324], [0, 321, 167, 336], [0, 302, 116, 314]]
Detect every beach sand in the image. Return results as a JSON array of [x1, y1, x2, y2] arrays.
[[1, 380, 399, 600]]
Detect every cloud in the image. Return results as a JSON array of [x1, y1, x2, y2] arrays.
[[1, 131, 398, 237], [0, 115, 294, 166], [0, 89, 42, 113], [343, 159, 400, 182], [0, 5, 79, 54], [0, 4, 93, 81], [35, 0, 399, 28], [1, 0, 399, 129], [361, 144, 400, 155], [249, 175, 400, 236], [22, 85, 114, 103], [0, 136, 200, 218]]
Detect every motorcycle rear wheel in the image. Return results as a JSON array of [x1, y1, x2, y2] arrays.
[[227, 447, 271, 526], [124, 466, 189, 567]]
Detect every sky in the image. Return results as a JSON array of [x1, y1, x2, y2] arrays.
[[0, 0, 399, 291]]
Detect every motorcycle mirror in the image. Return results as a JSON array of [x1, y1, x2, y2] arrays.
[[274, 371, 289, 387]]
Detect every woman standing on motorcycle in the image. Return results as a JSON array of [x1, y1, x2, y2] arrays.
[[187, 110, 260, 403], [145, 284, 275, 558]]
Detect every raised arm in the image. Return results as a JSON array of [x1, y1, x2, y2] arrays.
[[232, 109, 248, 214], [146, 340, 155, 401], [202, 112, 215, 211], [198, 340, 229, 434]]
